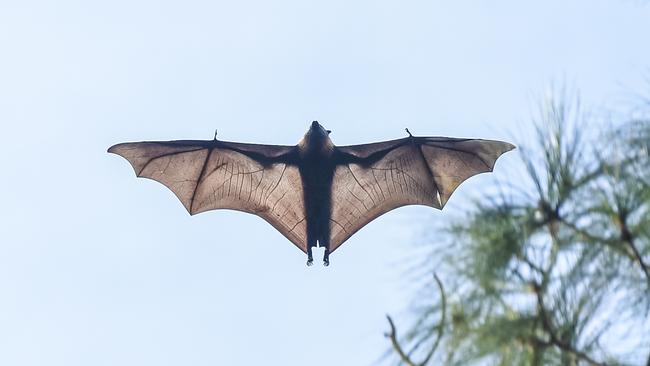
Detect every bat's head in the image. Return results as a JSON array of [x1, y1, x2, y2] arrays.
[[309, 120, 331, 137], [299, 121, 333, 154]]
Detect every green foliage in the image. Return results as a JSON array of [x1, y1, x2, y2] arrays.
[[388, 93, 650, 366]]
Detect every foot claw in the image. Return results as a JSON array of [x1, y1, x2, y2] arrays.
[[306, 259, 314, 266], [323, 259, 329, 267]]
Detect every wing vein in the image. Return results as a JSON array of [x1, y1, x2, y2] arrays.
[[371, 169, 386, 200], [330, 218, 349, 234], [347, 164, 376, 205], [425, 143, 491, 170], [347, 188, 371, 210], [137, 147, 205, 176], [189, 148, 213, 213], [266, 164, 287, 199], [415, 145, 441, 206]]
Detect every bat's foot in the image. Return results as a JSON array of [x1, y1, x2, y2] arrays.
[[306, 258, 314, 266], [323, 258, 330, 267]]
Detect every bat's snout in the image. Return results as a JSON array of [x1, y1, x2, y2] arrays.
[[309, 120, 330, 135], [311, 120, 320, 128]]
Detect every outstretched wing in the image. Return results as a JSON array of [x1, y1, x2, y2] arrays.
[[329, 136, 514, 252], [108, 140, 308, 252]]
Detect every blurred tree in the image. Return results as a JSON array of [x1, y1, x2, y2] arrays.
[[386, 92, 650, 366]]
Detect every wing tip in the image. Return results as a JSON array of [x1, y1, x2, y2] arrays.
[[107, 142, 130, 155], [504, 142, 517, 152], [487, 141, 516, 170], [107, 142, 143, 177]]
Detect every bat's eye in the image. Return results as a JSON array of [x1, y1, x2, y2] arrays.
[[326, 130, 331, 134]]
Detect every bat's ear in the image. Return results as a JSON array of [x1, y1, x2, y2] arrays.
[[326, 130, 331, 134]]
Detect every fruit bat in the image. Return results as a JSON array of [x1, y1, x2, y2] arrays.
[[109, 121, 514, 266]]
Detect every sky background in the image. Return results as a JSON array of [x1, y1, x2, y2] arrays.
[[1, 1, 650, 365]]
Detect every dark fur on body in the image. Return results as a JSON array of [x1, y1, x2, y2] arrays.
[[298, 121, 335, 266]]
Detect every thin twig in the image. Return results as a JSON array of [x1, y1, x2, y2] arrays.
[[385, 274, 446, 366], [620, 222, 650, 286], [559, 217, 637, 262]]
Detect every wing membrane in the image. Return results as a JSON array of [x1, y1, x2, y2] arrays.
[[330, 137, 514, 251], [109, 140, 307, 252]]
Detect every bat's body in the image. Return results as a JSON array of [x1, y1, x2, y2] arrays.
[[109, 121, 514, 266], [299, 132, 336, 265]]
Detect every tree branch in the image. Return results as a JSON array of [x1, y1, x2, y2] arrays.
[[533, 283, 608, 366], [620, 222, 650, 286], [559, 216, 638, 262], [385, 274, 446, 366]]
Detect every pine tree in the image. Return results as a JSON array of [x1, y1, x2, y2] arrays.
[[386, 93, 650, 366]]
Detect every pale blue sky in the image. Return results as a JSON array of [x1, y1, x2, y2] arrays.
[[1, 1, 649, 365]]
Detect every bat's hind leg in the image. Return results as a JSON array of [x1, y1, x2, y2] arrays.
[[306, 223, 319, 267], [306, 246, 314, 266], [323, 248, 330, 267], [319, 237, 331, 267]]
